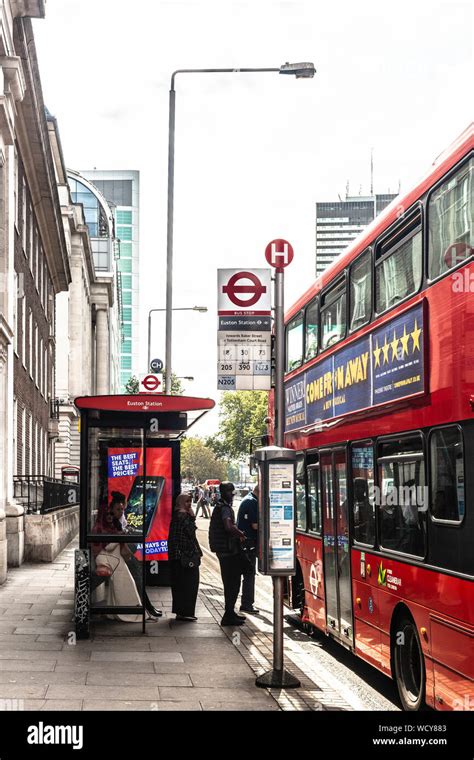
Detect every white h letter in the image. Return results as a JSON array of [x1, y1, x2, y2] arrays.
[[271, 242, 289, 266]]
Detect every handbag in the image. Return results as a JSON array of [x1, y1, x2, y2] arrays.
[[95, 550, 120, 577], [179, 551, 201, 569]]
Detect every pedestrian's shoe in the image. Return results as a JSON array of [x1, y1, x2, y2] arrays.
[[146, 605, 163, 618], [240, 606, 259, 614], [220, 614, 245, 627], [234, 612, 246, 620], [175, 615, 198, 622]]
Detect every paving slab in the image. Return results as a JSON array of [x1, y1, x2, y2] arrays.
[[0, 671, 87, 685], [21, 700, 84, 711], [86, 672, 192, 687], [46, 685, 160, 701], [82, 700, 202, 711]]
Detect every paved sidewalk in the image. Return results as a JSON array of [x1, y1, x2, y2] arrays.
[[0, 537, 367, 711]]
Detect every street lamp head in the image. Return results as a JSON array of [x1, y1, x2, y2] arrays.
[[192, 306, 208, 312], [279, 62, 316, 78]]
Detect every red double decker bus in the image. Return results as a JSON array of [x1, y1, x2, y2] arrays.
[[281, 124, 473, 711]]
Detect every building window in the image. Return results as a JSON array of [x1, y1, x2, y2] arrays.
[[21, 299, 26, 367], [13, 398, 17, 476], [121, 340, 132, 354], [117, 225, 132, 241], [119, 258, 132, 273], [350, 249, 372, 332], [351, 443, 375, 546], [121, 274, 132, 289], [34, 324, 38, 386], [122, 323, 132, 338], [121, 355, 132, 370], [39, 338, 43, 395], [21, 407, 26, 475], [305, 297, 318, 361], [119, 242, 132, 258], [428, 158, 473, 280], [29, 204, 34, 272], [378, 434, 426, 557], [375, 212, 422, 314], [430, 427, 465, 522], [320, 278, 346, 350], [14, 150, 18, 229], [116, 209, 132, 224], [286, 312, 303, 372], [29, 311, 33, 377], [21, 178, 27, 253], [122, 290, 132, 306]]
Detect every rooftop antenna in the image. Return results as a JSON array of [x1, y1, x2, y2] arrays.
[[346, 180, 350, 199], [338, 193, 342, 202], [370, 147, 374, 195], [398, 178, 401, 193]]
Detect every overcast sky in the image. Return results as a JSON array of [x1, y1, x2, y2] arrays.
[[34, 0, 472, 435]]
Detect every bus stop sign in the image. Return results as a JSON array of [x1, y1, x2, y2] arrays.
[[265, 239, 294, 270]]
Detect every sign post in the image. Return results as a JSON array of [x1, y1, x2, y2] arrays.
[[254, 239, 299, 689]]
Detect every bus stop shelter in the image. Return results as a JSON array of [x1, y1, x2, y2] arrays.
[[73, 394, 215, 638]]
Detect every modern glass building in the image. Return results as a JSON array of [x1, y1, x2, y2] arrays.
[[82, 170, 140, 392], [315, 193, 397, 278]]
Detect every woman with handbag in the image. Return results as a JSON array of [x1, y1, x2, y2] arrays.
[[91, 509, 143, 623], [167, 492, 203, 621]]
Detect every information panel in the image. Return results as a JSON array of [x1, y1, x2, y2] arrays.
[[268, 462, 295, 572]]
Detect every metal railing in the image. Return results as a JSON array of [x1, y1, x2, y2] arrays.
[[13, 475, 80, 514]]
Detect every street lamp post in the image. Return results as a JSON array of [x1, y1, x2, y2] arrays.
[[164, 62, 316, 393], [147, 306, 207, 376]]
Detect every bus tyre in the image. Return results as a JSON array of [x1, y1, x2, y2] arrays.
[[393, 616, 425, 711]]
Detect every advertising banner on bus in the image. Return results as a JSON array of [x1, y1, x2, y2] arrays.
[[107, 446, 173, 561], [285, 302, 425, 432]]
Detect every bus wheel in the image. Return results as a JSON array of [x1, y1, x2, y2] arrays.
[[393, 615, 425, 711]]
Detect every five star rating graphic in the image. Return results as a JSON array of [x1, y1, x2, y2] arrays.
[[373, 320, 422, 369]]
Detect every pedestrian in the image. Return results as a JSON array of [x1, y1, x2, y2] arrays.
[[237, 483, 259, 614], [109, 492, 162, 619], [167, 492, 202, 621], [209, 481, 246, 626], [195, 484, 210, 519]]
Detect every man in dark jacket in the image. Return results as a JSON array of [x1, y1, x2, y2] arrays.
[[209, 482, 246, 626], [237, 484, 259, 614]]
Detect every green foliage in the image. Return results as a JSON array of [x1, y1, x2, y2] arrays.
[[124, 373, 183, 395], [180, 438, 227, 483], [206, 391, 269, 461], [125, 375, 139, 394]]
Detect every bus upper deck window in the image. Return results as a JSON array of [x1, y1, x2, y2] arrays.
[[375, 223, 422, 314], [320, 278, 346, 350], [350, 250, 372, 331], [286, 312, 303, 372], [428, 157, 473, 280], [305, 297, 319, 360]]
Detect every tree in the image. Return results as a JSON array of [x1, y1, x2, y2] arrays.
[[180, 438, 227, 483], [206, 391, 269, 461], [124, 373, 183, 395], [125, 375, 139, 394]]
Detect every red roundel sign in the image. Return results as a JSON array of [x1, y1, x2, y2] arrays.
[[141, 374, 161, 392], [222, 271, 267, 308], [265, 239, 294, 269]]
